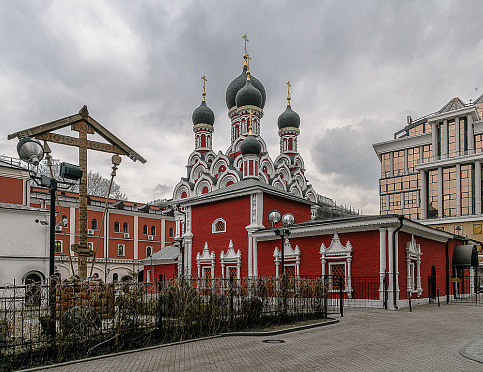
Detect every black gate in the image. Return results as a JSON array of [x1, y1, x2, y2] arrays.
[[428, 266, 437, 303]]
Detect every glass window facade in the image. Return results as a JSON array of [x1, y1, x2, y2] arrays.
[[407, 147, 419, 173], [459, 118, 467, 155], [428, 169, 439, 218], [393, 150, 405, 176], [461, 164, 474, 216], [448, 120, 456, 158], [442, 167, 456, 217], [381, 153, 391, 177]]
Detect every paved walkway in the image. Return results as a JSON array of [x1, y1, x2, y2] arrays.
[[23, 303, 483, 372]]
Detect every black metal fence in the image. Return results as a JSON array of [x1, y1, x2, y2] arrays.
[[448, 273, 483, 304], [0, 276, 330, 371]]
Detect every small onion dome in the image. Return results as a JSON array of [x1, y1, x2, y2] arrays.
[[192, 100, 215, 126], [226, 65, 266, 109], [277, 104, 300, 129], [235, 77, 262, 108], [240, 134, 261, 155]]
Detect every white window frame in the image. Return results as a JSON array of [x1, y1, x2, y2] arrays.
[[146, 246, 152, 257], [118, 244, 125, 257], [320, 233, 353, 296], [220, 240, 241, 280], [212, 218, 226, 233]]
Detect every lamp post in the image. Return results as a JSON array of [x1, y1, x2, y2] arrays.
[[16, 137, 82, 278], [268, 209, 295, 276]]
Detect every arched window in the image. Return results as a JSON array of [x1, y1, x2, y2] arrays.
[[143, 224, 148, 235], [114, 222, 120, 232], [212, 218, 226, 233], [202, 186, 209, 194], [123, 222, 128, 233], [181, 192, 187, 199], [201, 134, 206, 147], [169, 227, 174, 237], [151, 226, 156, 235], [54, 240, 62, 253], [146, 246, 152, 257], [91, 219, 97, 230], [113, 273, 118, 282]]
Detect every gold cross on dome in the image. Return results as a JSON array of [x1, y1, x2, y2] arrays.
[[286, 81, 291, 104], [242, 34, 249, 54], [201, 75, 207, 100]]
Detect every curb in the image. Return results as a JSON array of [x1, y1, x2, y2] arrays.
[[18, 335, 222, 371], [458, 335, 483, 364], [220, 318, 339, 337]]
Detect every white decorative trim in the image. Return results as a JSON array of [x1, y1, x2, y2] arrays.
[[273, 237, 301, 278], [406, 235, 423, 297], [220, 240, 242, 280], [196, 242, 215, 279], [320, 233, 353, 297], [212, 218, 226, 233]]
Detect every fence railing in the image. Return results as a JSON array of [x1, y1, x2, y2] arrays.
[[448, 274, 483, 304], [0, 276, 333, 371]]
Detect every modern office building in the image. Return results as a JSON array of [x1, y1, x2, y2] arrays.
[[373, 95, 483, 241]]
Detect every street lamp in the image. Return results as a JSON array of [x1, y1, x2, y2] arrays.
[[268, 209, 295, 276], [17, 137, 82, 278]]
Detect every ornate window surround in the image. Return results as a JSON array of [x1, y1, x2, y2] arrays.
[[273, 237, 301, 278], [196, 242, 215, 279], [220, 240, 241, 280], [320, 233, 353, 296], [406, 235, 423, 297]]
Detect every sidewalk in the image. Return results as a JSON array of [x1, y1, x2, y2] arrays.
[[22, 303, 483, 372]]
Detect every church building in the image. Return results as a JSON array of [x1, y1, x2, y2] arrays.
[[144, 40, 477, 309]]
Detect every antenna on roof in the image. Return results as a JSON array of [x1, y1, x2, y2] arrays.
[[407, 115, 412, 124]]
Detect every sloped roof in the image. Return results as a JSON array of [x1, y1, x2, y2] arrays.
[[439, 97, 466, 113], [474, 93, 483, 105], [141, 244, 180, 264]]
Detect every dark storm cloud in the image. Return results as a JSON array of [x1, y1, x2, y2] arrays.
[[1, 1, 483, 210]]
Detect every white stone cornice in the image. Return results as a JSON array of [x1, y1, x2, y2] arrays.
[[426, 105, 478, 122], [373, 133, 431, 157], [415, 152, 483, 171]]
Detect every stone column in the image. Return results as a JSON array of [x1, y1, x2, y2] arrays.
[[456, 163, 461, 216], [443, 119, 448, 158], [455, 116, 460, 155], [476, 161, 482, 215], [468, 114, 474, 153], [438, 167, 443, 218], [387, 227, 395, 309], [379, 228, 387, 302]]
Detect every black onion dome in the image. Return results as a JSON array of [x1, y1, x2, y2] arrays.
[[277, 104, 300, 129], [235, 78, 262, 108], [240, 134, 261, 155], [192, 100, 215, 126], [226, 64, 266, 109]]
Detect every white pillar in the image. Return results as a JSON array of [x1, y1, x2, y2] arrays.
[[387, 227, 395, 309], [468, 114, 474, 153], [455, 116, 460, 155], [404, 149, 408, 174], [456, 163, 461, 216], [443, 119, 448, 158], [247, 233, 253, 278], [438, 167, 443, 218], [390, 152, 394, 176], [476, 160, 482, 215], [379, 228, 387, 302]]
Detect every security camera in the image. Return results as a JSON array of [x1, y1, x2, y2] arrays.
[[35, 219, 49, 226]]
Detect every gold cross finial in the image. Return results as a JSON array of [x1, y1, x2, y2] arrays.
[[201, 75, 207, 101], [242, 34, 249, 54], [286, 81, 291, 105]]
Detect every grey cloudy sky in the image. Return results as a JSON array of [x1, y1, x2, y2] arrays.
[[1, 0, 483, 215]]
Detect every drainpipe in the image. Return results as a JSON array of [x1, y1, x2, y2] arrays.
[[445, 240, 449, 304], [392, 215, 404, 309]]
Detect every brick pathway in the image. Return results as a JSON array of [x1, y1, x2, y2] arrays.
[[22, 303, 483, 371]]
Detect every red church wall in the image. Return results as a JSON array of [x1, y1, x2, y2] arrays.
[[145, 263, 177, 282], [191, 196, 251, 278], [257, 230, 382, 278], [0, 177, 24, 204], [262, 193, 312, 227]]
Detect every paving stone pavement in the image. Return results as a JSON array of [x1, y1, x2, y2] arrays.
[[22, 303, 483, 372]]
